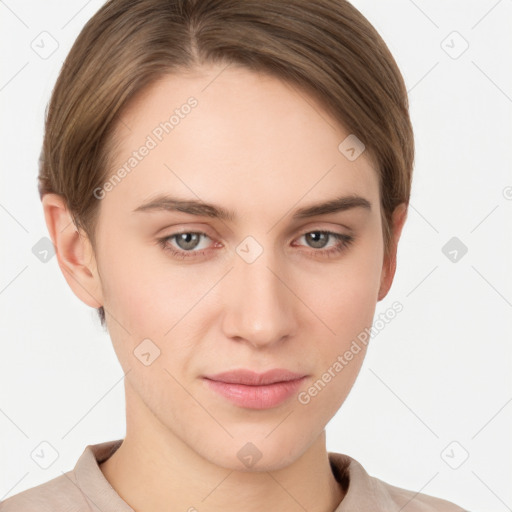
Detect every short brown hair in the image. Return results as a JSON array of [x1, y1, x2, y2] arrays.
[[38, 0, 414, 328]]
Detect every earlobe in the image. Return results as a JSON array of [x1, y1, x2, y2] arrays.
[[41, 193, 104, 309], [378, 203, 408, 301]]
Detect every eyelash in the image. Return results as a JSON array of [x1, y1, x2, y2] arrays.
[[157, 230, 355, 260]]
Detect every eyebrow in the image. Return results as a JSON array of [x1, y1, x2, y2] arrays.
[[132, 194, 371, 221]]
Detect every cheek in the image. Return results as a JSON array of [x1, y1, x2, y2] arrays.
[[301, 229, 383, 399], [308, 235, 383, 339], [297, 273, 378, 420], [96, 227, 170, 326], [97, 233, 220, 348]]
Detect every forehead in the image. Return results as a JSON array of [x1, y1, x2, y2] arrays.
[[101, 64, 379, 220]]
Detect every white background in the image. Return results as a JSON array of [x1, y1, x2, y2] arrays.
[[1, 1, 511, 510]]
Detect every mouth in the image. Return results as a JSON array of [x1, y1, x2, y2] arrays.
[[202, 369, 308, 409]]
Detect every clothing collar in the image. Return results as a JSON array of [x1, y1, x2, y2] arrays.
[[74, 439, 388, 511]]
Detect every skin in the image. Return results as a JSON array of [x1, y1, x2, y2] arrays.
[[42, 63, 407, 511]]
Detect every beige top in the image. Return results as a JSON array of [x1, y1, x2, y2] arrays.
[[1, 439, 467, 511]]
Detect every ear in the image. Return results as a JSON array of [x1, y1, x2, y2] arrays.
[[41, 193, 104, 309], [378, 203, 408, 301]]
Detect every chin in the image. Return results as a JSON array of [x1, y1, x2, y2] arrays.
[[193, 429, 312, 473]]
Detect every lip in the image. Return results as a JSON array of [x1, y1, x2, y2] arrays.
[[204, 368, 306, 385], [202, 369, 307, 410]]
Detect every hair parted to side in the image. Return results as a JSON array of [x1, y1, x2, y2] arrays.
[[38, 0, 414, 329]]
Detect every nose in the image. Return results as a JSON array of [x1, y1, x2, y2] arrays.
[[221, 247, 298, 349]]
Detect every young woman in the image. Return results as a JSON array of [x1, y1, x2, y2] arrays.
[[2, 0, 466, 510]]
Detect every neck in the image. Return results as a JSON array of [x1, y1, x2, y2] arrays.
[[100, 386, 345, 512]]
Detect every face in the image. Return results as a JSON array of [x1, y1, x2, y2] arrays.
[[83, 63, 397, 470]]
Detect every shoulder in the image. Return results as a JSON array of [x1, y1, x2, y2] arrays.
[[328, 452, 468, 511], [0, 470, 87, 512], [374, 477, 468, 511], [1, 439, 128, 512]]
